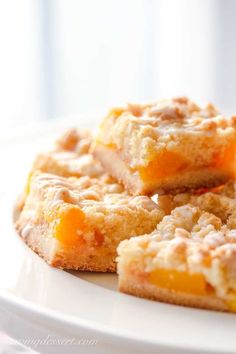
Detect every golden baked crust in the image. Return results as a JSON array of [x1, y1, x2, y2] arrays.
[[119, 273, 228, 312], [117, 204, 236, 311], [16, 172, 163, 271], [93, 97, 236, 195]]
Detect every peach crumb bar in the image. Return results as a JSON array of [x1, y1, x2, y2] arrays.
[[16, 172, 163, 272], [92, 97, 236, 195], [117, 204, 236, 312]]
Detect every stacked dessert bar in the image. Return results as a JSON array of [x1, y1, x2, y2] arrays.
[[16, 97, 236, 312]]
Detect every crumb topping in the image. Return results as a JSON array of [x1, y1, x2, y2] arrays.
[[118, 204, 236, 298], [105, 97, 232, 131], [95, 97, 236, 168], [27, 172, 162, 216], [159, 181, 236, 224], [34, 151, 105, 179], [55, 128, 91, 154], [33, 128, 118, 181]]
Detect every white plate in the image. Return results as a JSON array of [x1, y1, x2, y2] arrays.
[[0, 118, 236, 354]]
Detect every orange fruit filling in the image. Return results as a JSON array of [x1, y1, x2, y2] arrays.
[[104, 143, 117, 149], [139, 151, 189, 182], [54, 207, 87, 247], [212, 143, 236, 175], [109, 107, 125, 117], [94, 229, 104, 246], [149, 268, 208, 296], [226, 300, 236, 313], [139, 143, 236, 182]]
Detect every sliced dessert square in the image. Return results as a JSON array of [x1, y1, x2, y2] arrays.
[[93, 97, 236, 195], [16, 172, 163, 272], [117, 204, 236, 312]]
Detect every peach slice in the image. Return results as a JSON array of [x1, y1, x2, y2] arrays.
[[139, 151, 189, 182], [54, 207, 87, 247], [226, 300, 236, 312], [149, 268, 208, 296], [212, 143, 236, 175]]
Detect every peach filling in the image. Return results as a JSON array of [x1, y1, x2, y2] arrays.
[[149, 268, 210, 296], [54, 207, 87, 247], [226, 300, 236, 312], [139, 151, 189, 182], [212, 144, 236, 175], [139, 143, 236, 182]]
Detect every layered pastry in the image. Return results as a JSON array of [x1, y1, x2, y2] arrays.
[[16, 172, 163, 271], [117, 204, 236, 312], [92, 97, 236, 195]]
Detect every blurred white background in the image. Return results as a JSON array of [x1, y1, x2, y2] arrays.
[[0, 0, 236, 130]]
